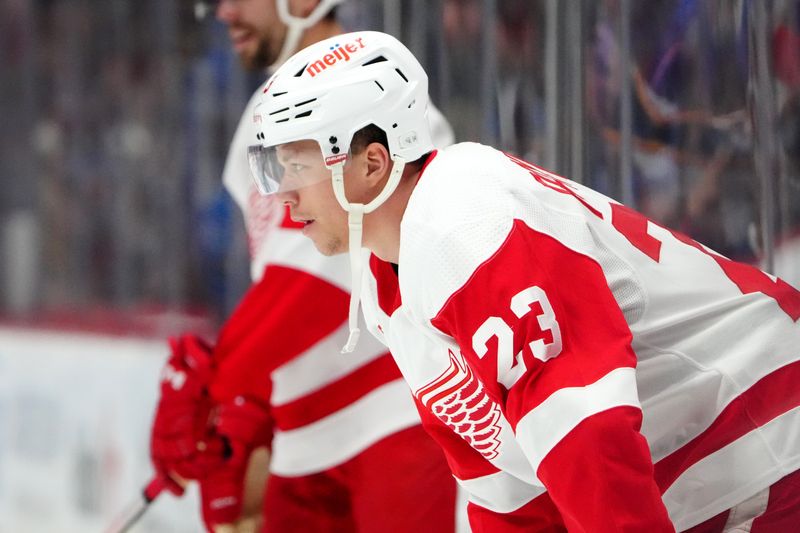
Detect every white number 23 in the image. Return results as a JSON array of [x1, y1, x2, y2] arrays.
[[472, 286, 563, 389]]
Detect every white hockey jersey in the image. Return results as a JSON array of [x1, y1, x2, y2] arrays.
[[210, 86, 455, 477], [361, 142, 800, 531]]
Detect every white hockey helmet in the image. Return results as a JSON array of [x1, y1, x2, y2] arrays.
[[194, 0, 346, 69], [249, 30, 433, 186], [248, 30, 434, 352]]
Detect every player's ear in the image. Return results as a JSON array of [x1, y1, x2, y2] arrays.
[[363, 142, 391, 187]]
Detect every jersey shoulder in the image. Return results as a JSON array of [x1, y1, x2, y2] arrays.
[[405, 142, 519, 234], [400, 143, 526, 319]]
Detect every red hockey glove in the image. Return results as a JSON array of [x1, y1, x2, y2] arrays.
[[150, 334, 221, 494], [199, 396, 273, 530]]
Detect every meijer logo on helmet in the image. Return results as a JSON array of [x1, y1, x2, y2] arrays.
[[306, 37, 367, 78]]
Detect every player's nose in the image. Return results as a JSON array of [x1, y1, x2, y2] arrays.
[[275, 187, 298, 208]]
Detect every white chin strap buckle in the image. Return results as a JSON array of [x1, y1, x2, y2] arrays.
[[341, 329, 360, 354]]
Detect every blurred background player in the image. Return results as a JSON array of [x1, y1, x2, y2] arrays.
[[148, 1, 458, 532]]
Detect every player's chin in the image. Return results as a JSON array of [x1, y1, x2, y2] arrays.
[[238, 52, 259, 71], [313, 237, 347, 257], [238, 48, 268, 71]]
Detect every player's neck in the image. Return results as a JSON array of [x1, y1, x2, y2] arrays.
[[301, 19, 344, 51], [364, 168, 421, 264]]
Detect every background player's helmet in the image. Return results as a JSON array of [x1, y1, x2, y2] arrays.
[[248, 30, 434, 352]]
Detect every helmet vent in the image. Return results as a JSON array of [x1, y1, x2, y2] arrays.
[[295, 98, 317, 107], [363, 55, 388, 66], [407, 98, 416, 109], [269, 107, 290, 116], [276, 118, 289, 123], [395, 68, 408, 82], [295, 110, 313, 118], [294, 63, 308, 77], [272, 91, 287, 97], [374, 81, 384, 92]]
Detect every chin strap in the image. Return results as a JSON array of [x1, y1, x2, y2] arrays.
[[332, 157, 407, 353], [342, 204, 364, 353], [271, 0, 342, 71]]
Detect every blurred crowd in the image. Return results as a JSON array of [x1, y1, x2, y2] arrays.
[[1, 0, 798, 327]]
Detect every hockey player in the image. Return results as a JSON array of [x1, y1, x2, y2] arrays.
[[150, 4, 457, 532], [248, 30, 800, 532]]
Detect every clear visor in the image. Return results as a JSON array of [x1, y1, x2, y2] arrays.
[[247, 139, 332, 195]]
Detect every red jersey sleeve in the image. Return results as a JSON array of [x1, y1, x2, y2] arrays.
[[209, 263, 349, 406], [429, 219, 674, 531]]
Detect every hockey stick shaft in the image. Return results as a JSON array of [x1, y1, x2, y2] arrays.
[[105, 476, 166, 533]]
